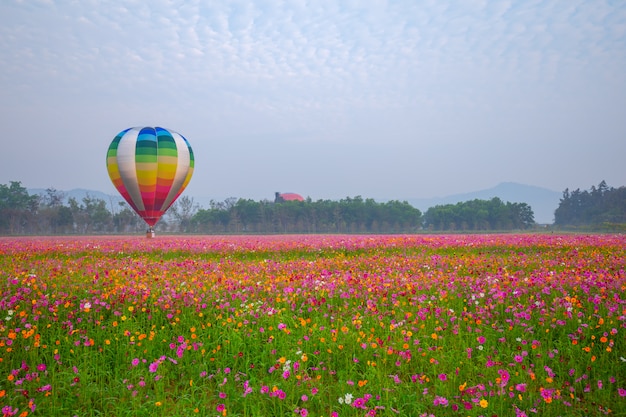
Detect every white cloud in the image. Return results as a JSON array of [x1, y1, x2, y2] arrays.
[[1, 0, 625, 197]]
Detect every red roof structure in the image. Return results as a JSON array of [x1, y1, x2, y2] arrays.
[[275, 192, 305, 202]]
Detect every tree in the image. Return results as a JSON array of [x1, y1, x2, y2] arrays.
[[67, 195, 111, 233], [167, 195, 199, 233], [554, 181, 626, 226], [423, 198, 535, 231], [37, 188, 73, 234], [0, 181, 39, 234]]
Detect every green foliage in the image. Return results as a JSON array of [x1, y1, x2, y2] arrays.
[[1, 235, 624, 416], [0, 181, 39, 234], [191, 196, 422, 234], [554, 181, 626, 226], [423, 197, 535, 231]]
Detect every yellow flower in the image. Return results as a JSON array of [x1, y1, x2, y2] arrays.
[[479, 398, 488, 408]]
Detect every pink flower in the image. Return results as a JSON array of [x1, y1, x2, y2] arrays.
[[216, 404, 225, 412], [618, 388, 626, 397], [131, 358, 139, 367], [438, 373, 447, 381], [497, 369, 510, 387], [299, 408, 308, 417], [433, 396, 449, 406]]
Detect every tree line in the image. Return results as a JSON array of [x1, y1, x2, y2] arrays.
[[1, 180, 547, 235], [422, 198, 535, 231], [554, 180, 626, 227]]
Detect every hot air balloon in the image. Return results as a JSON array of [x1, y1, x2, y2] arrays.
[[106, 126, 194, 236]]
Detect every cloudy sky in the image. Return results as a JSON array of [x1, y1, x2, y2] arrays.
[[1, 0, 625, 203]]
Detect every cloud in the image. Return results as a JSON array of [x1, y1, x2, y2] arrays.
[[1, 0, 625, 196]]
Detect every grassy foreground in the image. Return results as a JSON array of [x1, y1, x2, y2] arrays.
[[0, 234, 625, 416]]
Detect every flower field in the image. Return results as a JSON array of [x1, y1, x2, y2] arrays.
[[0, 234, 625, 416]]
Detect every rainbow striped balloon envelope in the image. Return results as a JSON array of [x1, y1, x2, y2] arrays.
[[106, 126, 194, 227]]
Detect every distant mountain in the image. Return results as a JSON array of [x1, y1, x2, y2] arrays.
[[407, 182, 561, 224]]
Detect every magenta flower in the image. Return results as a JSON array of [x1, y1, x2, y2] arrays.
[[433, 396, 449, 406], [497, 369, 510, 387], [618, 388, 626, 397], [216, 404, 225, 412]]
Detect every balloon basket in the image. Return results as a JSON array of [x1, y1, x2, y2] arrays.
[[146, 229, 155, 238]]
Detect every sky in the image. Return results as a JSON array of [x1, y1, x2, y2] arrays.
[[1, 0, 625, 204]]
